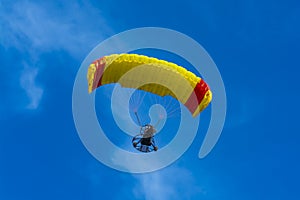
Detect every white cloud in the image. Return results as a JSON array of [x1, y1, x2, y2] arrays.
[[132, 166, 206, 200], [0, 1, 114, 111], [0, 1, 113, 57], [20, 66, 43, 109]]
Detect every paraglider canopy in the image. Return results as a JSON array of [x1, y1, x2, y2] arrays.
[[87, 53, 212, 117]]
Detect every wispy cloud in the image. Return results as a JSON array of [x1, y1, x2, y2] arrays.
[[0, 1, 113, 57], [20, 65, 43, 109], [132, 166, 206, 200], [0, 1, 113, 110]]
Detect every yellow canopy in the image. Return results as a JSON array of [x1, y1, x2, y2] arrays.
[[87, 54, 212, 117]]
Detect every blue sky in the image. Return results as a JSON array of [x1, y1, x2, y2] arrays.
[[1, 0, 300, 199]]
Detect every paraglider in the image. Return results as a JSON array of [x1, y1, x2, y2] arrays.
[[87, 53, 212, 152], [132, 112, 158, 153]]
